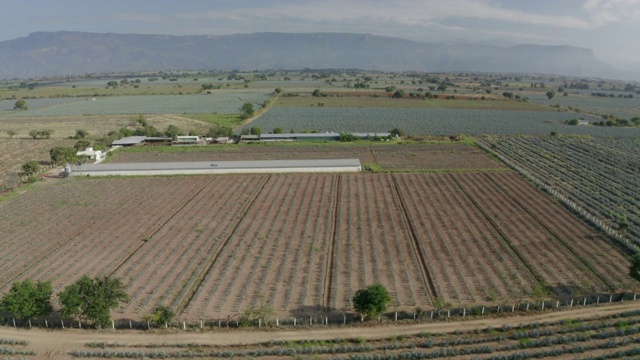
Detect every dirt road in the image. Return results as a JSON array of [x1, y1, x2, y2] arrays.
[[1, 301, 639, 359]]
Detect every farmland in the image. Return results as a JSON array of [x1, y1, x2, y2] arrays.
[[250, 107, 640, 137], [478, 135, 640, 246], [108, 142, 506, 172], [0, 138, 76, 188], [0, 168, 633, 321], [1, 92, 272, 117]]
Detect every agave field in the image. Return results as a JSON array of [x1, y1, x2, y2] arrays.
[[0, 167, 632, 321], [251, 107, 639, 137], [526, 91, 640, 119], [478, 136, 640, 247], [1, 92, 272, 117], [66, 309, 640, 359]]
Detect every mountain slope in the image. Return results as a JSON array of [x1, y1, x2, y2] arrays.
[[0, 31, 622, 79]]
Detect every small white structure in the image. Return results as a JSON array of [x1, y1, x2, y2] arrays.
[[577, 119, 589, 126], [76, 147, 105, 163], [69, 159, 362, 177]]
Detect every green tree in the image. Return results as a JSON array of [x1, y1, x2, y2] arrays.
[[312, 89, 321, 97], [391, 90, 405, 98], [50, 147, 78, 165], [74, 129, 89, 139], [107, 81, 118, 87], [389, 127, 406, 138], [74, 139, 91, 151], [21, 160, 41, 176], [29, 130, 39, 139], [14, 100, 27, 110], [250, 126, 262, 136], [567, 119, 579, 126], [273, 127, 284, 134], [352, 283, 391, 319], [58, 275, 130, 328], [0, 279, 52, 321], [6, 130, 16, 139], [143, 305, 175, 326], [546, 91, 556, 100], [240, 102, 255, 118], [164, 124, 183, 139]]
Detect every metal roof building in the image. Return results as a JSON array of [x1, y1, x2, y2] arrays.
[[69, 159, 361, 177], [111, 136, 147, 146]]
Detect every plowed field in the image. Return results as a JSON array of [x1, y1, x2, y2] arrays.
[[0, 171, 631, 321]]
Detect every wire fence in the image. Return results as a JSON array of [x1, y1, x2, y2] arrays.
[[1, 292, 637, 331]]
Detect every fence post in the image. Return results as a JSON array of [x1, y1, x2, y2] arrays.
[[276, 318, 279, 327], [343, 315, 346, 325], [183, 321, 186, 330], [45, 319, 48, 328], [583, 297, 587, 305], [112, 320, 115, 330], [570, 299, 573, 307], [326, 317, 328, 325], [259, 319, 261, 328], [526, 303, 529, 311], [556, 300, 559, 308], [62, 320, 64, 329], [12, 318, 15, 328], [482, 307, 485, 315], [541, 302, 545, 310], [79, 321, 81, 329], [28, 319, 31, 328], [130, 320, 133, 329], [430, 311, 433, 319], [293, 318, 296, 326], [395, 312, 397, 321], [447, 310, 450, 318], [462, 308, 466, 317]]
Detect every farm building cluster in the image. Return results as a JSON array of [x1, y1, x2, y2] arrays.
[[110, 133, 392, 147]]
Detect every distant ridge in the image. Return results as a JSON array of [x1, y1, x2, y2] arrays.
[[0, 31, 630, 80]]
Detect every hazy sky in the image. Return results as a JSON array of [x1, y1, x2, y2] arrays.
[[2, 0, 639, 68]]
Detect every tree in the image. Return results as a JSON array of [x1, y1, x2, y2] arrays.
[[240, 102, 255, 118], [164, 124, 183, 139], [74, 129, 89, 139], [6, 130, 16, 139], [14, 100, 27, 110], [143, 305, 175, 326], [312, 89, 321, 97], [352, 283, 391, 319], [273, 127, 284, 134], [0, 279, 52, 321], [391, 90, 405, 98], [107, 81, 118, 87], [50, 146, 78, 165], [58, 275, 130, 328], [21, 160, 40, 176], [546, 91, 556, 100], [74, 139, 91, 151], [389, 128, 406, 138], [250, 126, 262, 136]]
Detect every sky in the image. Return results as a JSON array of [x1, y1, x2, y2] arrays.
[[1, 0, 639, 69]]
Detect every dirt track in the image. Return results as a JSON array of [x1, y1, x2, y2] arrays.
[[2, 301, 639, 359]]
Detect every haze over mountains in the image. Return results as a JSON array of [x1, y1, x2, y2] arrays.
[[0, 31, 635, 80]]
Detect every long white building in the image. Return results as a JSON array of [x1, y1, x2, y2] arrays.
[[69, 159, 362, 177]]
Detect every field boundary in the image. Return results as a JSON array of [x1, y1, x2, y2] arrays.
[[322, 174, 340, 308], [446, 173, 543, 289], [389, 174, 437, 303], [175, 175, 271, 315], [482, 172, 616, 292], [107, 177, 216, 276]]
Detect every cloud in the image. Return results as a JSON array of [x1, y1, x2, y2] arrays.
[[584, 0, 640, 26], [174, 0, 592, 31]]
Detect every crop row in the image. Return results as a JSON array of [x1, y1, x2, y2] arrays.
[[479, 136, 640, 247], [251, 107, 640, 137]]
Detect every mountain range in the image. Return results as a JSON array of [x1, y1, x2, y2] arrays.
[[0, 31, 635, 80]]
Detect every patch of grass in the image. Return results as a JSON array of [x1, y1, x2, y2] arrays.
[[181, 113, 244, 128]]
